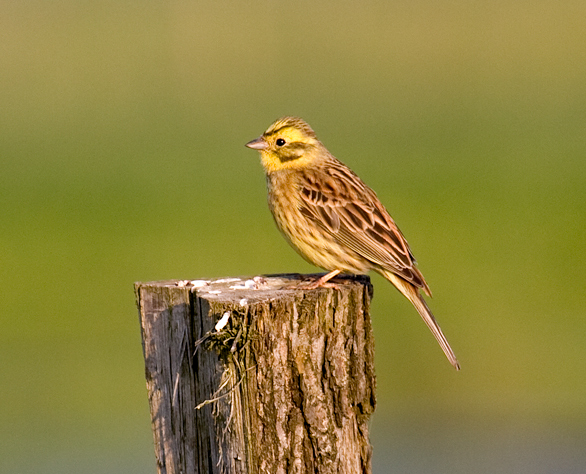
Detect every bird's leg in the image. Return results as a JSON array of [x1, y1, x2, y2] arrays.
[[302, 269, 342, 290]]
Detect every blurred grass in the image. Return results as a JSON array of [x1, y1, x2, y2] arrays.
[[2, 1, 586, 473]]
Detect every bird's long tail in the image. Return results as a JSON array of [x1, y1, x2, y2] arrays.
[[381, 270, 460, 370]]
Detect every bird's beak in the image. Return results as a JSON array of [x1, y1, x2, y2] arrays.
[[245, 136, 268, 150]]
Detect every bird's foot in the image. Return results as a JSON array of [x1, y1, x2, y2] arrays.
[[299, 270, 342, 290]]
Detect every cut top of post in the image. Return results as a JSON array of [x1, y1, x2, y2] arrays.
[[139, 273, 373, 306]]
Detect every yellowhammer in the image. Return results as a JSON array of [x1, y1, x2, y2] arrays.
[[246, 117, 459, 370]]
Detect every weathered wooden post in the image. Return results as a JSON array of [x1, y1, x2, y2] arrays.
[[135, 274, 376, 474]]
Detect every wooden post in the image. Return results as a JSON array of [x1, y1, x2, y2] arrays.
[[135, 274, 376, 474]]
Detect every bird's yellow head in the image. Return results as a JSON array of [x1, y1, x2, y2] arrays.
[[245, 117, 324, 173]]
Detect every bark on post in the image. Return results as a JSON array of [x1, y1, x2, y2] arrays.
[[135, 274, 376, 474]]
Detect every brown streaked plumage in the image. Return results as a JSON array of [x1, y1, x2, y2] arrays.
[[246, 117, 460, 370]]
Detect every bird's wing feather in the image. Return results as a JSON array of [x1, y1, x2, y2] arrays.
[[298, 161, 431, 293]]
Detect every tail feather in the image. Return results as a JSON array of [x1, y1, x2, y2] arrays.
[[380, 270, 460, 370]]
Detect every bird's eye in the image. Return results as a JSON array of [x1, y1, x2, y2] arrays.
[[276, 138, 286, 146]]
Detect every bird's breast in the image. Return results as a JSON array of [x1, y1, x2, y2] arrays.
[[265, 171, 371, 274]]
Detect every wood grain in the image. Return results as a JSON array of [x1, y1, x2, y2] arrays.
[[135, 274, 376, 474]]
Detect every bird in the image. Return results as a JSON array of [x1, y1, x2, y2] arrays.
[[245, 117, 460, 370]]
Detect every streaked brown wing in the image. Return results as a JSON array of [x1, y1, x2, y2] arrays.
[[298, 160, 431, 293]]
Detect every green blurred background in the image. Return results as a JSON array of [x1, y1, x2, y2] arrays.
[[2, 1, 586, 473]]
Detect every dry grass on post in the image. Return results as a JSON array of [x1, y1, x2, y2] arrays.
[[135, 274, 376, 474]]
